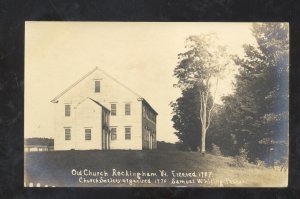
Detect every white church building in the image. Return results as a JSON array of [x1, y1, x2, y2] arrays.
[[51, 67, 158, 151]]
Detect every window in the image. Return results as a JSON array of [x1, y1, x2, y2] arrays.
[[111, 104, 116, 116], [85, 128, 91, 140], [125, 127, 131, 140], [111, 127, 117, 140], [95, 80, 100, 93], [125, 103, 131, 115], [65, 104, 71, 117], [65, 128, 71, 140]]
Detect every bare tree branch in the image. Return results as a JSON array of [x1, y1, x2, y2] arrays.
[[200, 92, 203, 124], [206, 76, 219, 130]]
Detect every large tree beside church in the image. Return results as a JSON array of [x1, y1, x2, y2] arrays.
[[172, 33, 230, 153], [209, 23, 289, 163]]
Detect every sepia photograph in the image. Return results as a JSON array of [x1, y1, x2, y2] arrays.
[[24, 22, 289, 187]]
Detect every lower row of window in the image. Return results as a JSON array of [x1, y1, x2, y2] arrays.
[[64, 127, 131, 141]]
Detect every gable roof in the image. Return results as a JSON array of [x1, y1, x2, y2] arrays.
[[88, 98, 110, 112], [50, 66, 158, 115], [50, 66, 141, 103], [50, 67, 98, 103], [73, 97, 110, 112]]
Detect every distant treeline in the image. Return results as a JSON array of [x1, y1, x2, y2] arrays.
[[156, 141, 178, 151], [25, 138, 54, 146]]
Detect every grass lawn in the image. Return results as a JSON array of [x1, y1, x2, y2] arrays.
[[24, 150, 287, 187]]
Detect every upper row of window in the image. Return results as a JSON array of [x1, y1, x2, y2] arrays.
[[110, 103, 130, 116], [64, 103, 131, 117]]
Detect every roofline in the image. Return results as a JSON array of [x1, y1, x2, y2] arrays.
[[139, 98, 158, 115], [51, 67, 98, 103], [88, 98, 110, 112], [50, 67, 158, 115], [51, 66, 142, 103], [96, 67, 142, 98]]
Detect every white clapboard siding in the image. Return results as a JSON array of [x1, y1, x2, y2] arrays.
[[53, 68, 153, 150]]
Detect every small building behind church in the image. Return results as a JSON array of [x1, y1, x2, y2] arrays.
[[24, 138, 54, 152], [51, 67, 158, 150]]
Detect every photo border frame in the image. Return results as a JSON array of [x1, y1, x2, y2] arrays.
[[0, 0, 299, 198]]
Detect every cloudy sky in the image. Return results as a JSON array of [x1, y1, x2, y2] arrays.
[[25, 22, 257, 143]]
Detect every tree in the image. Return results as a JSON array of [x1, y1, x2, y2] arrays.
[[210, 23, 289, 163], [206, 100, 237, 156], [170, 85, 201, 151], [173, 34, 229, 153]]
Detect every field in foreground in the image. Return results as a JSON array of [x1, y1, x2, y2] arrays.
[[24, 150, 287, 187]]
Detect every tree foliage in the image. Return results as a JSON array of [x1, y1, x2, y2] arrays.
[[209, 23, 289, 163], [172, 34, 230, 153], [172, 23, 288, 164], [170, 85, 201, 151], [174, 34, 228, 90]]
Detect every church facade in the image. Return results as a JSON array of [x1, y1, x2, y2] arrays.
[[51, 67, 157, 150]]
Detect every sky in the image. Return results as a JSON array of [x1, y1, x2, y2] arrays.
[[25, 22, 257, 143]]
